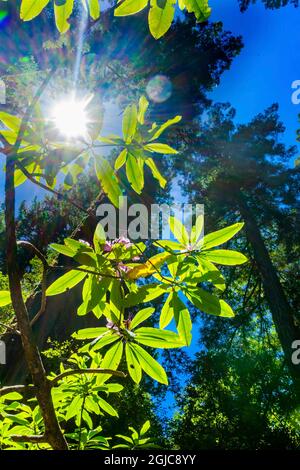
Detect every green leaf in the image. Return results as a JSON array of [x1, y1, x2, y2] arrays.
[[138, 96, 149, 124], [122, 104, 138, 144], [66, 395, 83, 421], [150, 115, 181, 140], [140, 420, 151, 436], [64, 238, 93, 253], [125, 343, 142, 384], [169, 216, 189, 245], [97, 340, 124, 384], [159, 291, 174, 328], [20, 0, 50, 21], [124, 284, 168, 307], [115, 0, 148, 16], [135, 327, 184, 348], [130, 307, 155, 330], [131, 343, 168, 384], [46, 270, 86, 296], [145, 158, 166, 188], [54, 0, 74, 34], [184, 0, 211, 22], [202, 222, 244, 250], [190, 214, 204, 246], [193, 258, 226, 291], [126, 153, 144, 194], [97, 396, 118, 417], [94, 155, 122, 207], [50, 243, 75, 257], [115, 149, 127, 170], [185, 287, 234, 318], [148, 0, 176, 40], [72, 327, 108, 340], [93, 222, 106, 254], [201, 249, 248, 266], [144, 142, 178, 154], [87, 0, 100, 20], [0, 111, 21, 132], [90, 333, 120, 351], [0, 290, 11, 307], [173, 293, 192, 346], [85, 396, 100, 415]]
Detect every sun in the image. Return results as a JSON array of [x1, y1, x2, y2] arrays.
[[51, 95, 91, 139]]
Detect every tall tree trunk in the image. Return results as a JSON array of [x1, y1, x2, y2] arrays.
[[5, 157, 68, 450], [237, 192, 300, 383]]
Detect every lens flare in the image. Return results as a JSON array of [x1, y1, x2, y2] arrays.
[[52, 96, 90, 139], [146, 75, 172, 103]]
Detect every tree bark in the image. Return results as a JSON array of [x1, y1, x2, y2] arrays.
[[5, 156, 68, 450], [237, 192, 300, 383]]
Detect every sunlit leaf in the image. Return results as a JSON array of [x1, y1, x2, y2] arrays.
[[125, 343, 142, 384], [144, 142, 178, 154], [20, 0, 50, 21], [135, 327, 184, 348], [72, 327, 108, 340], [149, 115, 181, 141], [122, 104, 138, 144], [126, 153, 144, 194], [46, 270, 86, 296], [202, 222, 244, 250], [137, 96, 149, 124], [94, 155, 122, 207], [130, 307, 155, 330], [185, 286, 234, 318], [87, 0, 100, 20], [115, 0, 149, 16], [169, 216, 189, 245], [115, 149, 127, 170], [54, 0, 74, 34], [145, 158, 166, 188], [124, 284, 168, 307], [159, 291, 174, 328], [201, 249, 248, 266], [184, 0, 211, 22], [130, 343, 168, 384], [173, 293, 192, 346], [148, 0, 176, 40], [0, 290, 11, 307], [97, 396, 118, 417], [97, 340, 124, 384]]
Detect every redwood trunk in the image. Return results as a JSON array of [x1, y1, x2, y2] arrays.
[[237, 192, 300, 383]]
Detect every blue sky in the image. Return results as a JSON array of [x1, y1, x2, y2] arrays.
[[209, 0, 300, 156]]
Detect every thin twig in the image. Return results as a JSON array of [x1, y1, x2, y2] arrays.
[[0, 321, 20, 335], [16, 160, 89, 215], [0, 385, 33, 397], [17, 241, 48, 326]]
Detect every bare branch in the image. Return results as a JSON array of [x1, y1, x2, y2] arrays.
[[0, 385, 34, 397], [0, 321, 20, 335], [15, 161, 90, 215], [11, 434, 47, 443]]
